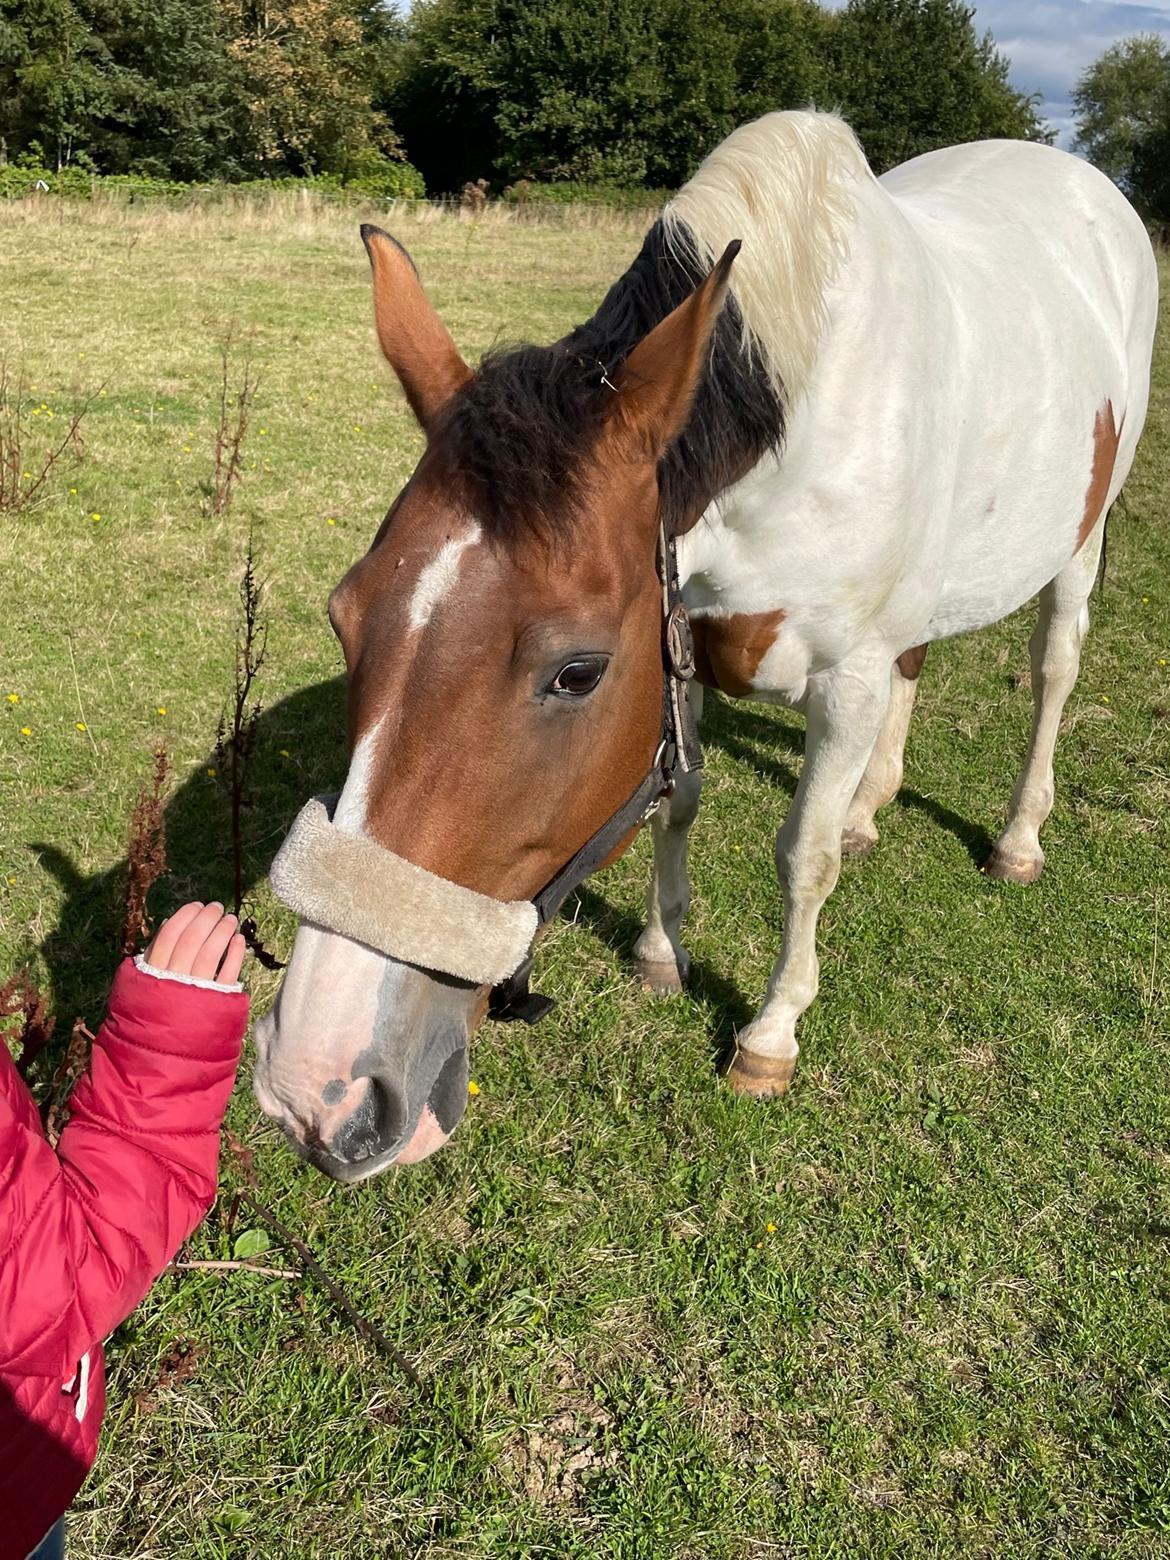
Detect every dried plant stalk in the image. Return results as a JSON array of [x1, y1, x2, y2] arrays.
[[0, 359, 99, 514], [122, 748, 171, 955], [0, 971, 56, 1082], [43, 1019, 94, 1146], [215, 538, 267, 919], [208, 327, 260, 516]]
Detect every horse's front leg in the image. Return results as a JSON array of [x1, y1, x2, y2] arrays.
[[726, 660, 891, 1096], [634, 688, 704, 994]]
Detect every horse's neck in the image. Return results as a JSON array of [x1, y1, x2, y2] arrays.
[[679, 174, 949, 616]]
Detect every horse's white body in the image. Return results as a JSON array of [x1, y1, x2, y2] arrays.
[[635, 114, 1158, 1080]]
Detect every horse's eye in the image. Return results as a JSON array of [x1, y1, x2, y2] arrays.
[[550, 657, 608, 698]]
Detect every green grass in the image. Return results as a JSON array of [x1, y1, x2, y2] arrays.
[[2, 196, 1169, 1560]]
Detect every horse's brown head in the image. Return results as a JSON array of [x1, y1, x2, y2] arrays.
[[254, 225, 739, 1181]]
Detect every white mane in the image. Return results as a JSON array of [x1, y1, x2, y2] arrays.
[[664, 111, 872, 404]]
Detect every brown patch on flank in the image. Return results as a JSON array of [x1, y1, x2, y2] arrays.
[[896, 643, 928, 681], [692, 609, 786, 698], [1076, 399, 1122, 551]]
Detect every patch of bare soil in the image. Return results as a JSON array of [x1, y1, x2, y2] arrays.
[[501, 1361, 618, 1507]]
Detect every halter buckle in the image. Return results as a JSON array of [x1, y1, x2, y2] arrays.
[[666, 603, 696, 681]]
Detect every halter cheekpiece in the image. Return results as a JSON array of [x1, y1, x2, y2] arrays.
[[269, 516, 702, 1023]]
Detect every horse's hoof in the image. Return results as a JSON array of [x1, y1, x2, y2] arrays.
[[840, 827, 877, 858], [635, 956, 687, 997], [982, 848, 1044, 885], [724, 1047, 797, 1098]]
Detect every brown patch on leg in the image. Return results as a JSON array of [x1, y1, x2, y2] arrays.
[[724, 1045, 797, 1098], [1075, 400, 1122, 552], [896, 643, 928, 681], [692, 609, 786, 698]]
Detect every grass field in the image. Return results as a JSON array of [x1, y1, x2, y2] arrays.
[[2, 194, 1169, 1560]]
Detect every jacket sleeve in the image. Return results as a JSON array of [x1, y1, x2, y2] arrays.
[[0, 958, 248, 1377]]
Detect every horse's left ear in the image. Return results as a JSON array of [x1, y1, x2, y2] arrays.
[[608, 240, 741, 459], [360, 224, 472, 431]]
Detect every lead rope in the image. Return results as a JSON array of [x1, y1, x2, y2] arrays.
[[489, 518, 702, 1024]]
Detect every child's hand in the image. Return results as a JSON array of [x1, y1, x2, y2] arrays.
[[145, 903, 247, 985]]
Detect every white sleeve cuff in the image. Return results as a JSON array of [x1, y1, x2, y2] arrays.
[[133, 953, 244, 994]]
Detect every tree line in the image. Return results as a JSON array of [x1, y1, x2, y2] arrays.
[[3, 0, 1168, 222], [1, 0, 1047, 191]]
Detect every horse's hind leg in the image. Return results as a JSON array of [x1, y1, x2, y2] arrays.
[[984, 525, 1104, 884], [634, 686, 704, 995], [841, 646, 927, 856]]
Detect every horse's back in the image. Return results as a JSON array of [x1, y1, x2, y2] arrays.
[[881, 138, 1157, 352]]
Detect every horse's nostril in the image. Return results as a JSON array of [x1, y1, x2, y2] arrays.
[[330, 1077, 406, 1164]]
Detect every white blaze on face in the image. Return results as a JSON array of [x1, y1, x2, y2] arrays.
[[254, 716, 393, 1134], [408, 526, 481, 631], [333, 715, 385, 836]]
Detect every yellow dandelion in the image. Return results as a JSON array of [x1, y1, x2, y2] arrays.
[[279, 749, 290, 757], [327, 519, 336, 527], [156, 706, 167, 716], [69, 487, 77, 495], [90, 512, 101, 522], [1142, 596, 1149, 604], [207, 766, 217, 777], [7, 693, 19, 704], [765, 1222, 777, 1235], [7, 877, 15, 885], [22, 471, 31, 480], [259, 427, 268, 435], [183, 445, 191, 453], [468, 1080, 481, 1097], [19, 726, 31, 737], [1158, 658, 1167, 667], [75, 722, 87, 732], [353, 424, 362, 433]]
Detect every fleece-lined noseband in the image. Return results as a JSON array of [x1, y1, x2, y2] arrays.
[[269, 519, 702, 1023]]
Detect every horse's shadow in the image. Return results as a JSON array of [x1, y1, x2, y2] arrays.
[[27, 680, 991, 1071]]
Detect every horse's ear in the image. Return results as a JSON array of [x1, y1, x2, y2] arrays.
[[360, 225, 472, 431], [608, 240, 741, 459]]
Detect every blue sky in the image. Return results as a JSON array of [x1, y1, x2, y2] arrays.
[[824, 0, 1170, 145]]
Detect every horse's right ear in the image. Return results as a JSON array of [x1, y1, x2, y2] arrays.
[[360, 225, 472, 431]]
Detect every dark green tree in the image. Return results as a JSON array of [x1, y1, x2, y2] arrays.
[[389, 0, 828, 193], [827, 0, 1050, 175], [77, 0, 247, 179], [384, 0, 503, 193], [1130, 102, 1170, 224], [1072, 34, 1170, 189], [0, 0, 108, 168]]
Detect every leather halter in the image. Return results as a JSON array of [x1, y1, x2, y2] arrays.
[[488, 517, 702, 1023]]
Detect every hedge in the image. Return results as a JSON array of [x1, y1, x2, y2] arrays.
[[0, 162, 426, 204]]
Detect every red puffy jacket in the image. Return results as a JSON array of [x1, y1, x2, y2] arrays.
[[0, 958, 248, 1560]]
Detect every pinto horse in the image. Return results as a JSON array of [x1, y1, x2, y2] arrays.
[[253, 112, 1158, 1182]]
